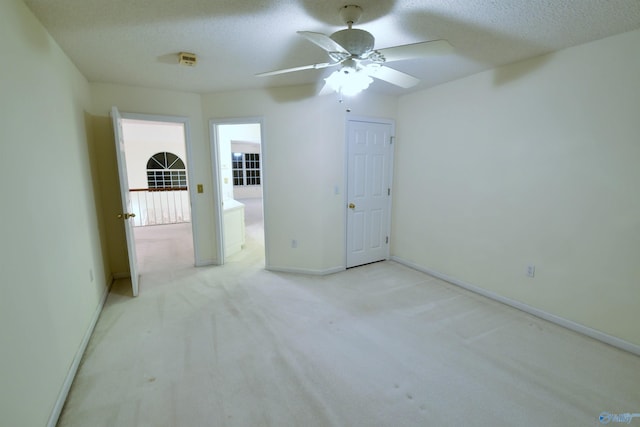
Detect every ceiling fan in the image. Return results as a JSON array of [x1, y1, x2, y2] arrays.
[[256, 5, 453, 96]]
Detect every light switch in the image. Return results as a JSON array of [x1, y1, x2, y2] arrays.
[[197, 184, 203, 193]]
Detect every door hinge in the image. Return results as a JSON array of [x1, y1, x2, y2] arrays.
[[390, 136, 395, 145], [388, 188, 391, 196], [386, 236, 389, 244]]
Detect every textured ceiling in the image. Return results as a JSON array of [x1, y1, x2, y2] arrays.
[[23, 0, 640, 95]]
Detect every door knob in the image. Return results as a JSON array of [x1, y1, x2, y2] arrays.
[[348, 203, 356, 209], [117, 213, 136, 219]]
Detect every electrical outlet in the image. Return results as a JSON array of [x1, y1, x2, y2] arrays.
[[526, 264, 535, 278]]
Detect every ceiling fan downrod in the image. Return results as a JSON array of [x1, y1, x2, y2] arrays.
[[331, 6, 374, 58], [340, 5, 363, 29]]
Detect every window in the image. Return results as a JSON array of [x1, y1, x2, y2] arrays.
[[232, 153, 244, 186], [146, 152, 187, 189], [232, 152, 261, 186]]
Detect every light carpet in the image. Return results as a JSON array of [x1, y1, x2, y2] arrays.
[[57, 207, 640, 426]]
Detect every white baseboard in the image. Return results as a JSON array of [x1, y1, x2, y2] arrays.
[[47, 279, 113, 427], [266, 264, 345, 276], [224, 245, 244, 258], [390, 256, 640, 357], [195, 258, 218, 267]]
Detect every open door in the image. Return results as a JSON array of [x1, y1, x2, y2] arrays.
[[111, 106, 140, 296]]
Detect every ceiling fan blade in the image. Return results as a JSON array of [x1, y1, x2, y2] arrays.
[[375, 39, 453, 63], [297, 31, 350, 54], [256, 62, 336, 77], [366, 65, 420, 88]]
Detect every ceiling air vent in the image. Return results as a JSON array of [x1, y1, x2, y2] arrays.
[[178, 52, 197, 66]]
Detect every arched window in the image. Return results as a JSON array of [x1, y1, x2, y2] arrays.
[[146, 152, 187, 189]]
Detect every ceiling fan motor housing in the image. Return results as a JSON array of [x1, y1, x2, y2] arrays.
[[330, 29, 374, 57]]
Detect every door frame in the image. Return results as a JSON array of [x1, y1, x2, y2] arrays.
[[344, 116, 395, 268], [119, 112, 202, 266], [209, 117, 268, 266]]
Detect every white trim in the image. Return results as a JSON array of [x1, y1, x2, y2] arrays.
[[266, 265, 345, 276], [209, 121, 225, 266], [47, 281, 112, 427], [119, 112, 203, 266], [345, 115, 396, 127], [209, 117, 268, 267], [391, 256, 640, 357], [194, 258, 217, 267], [258, 119, 270, 269]]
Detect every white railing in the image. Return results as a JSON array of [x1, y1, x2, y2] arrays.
[[129, 188, 191, 227]]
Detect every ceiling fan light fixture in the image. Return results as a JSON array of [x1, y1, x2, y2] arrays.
[[325, 66, 373, 97]]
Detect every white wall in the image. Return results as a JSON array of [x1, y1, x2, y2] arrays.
[[202, 86, 398, 273], [0, 1, 109, 425], [392, 29, 640, 347], [232, 141, 260, 153]]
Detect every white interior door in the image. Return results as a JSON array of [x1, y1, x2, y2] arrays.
[[111, 106, 139, 296], [346, 120, 393, 268]]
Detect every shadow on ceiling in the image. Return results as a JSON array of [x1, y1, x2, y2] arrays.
[[300, 0, 397, 26], [260, 4, 555, 98], [401, 11, 553, 86]]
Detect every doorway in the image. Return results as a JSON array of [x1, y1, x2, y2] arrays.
[[119, 114, 198, 277], [210, 119, 266, 265]]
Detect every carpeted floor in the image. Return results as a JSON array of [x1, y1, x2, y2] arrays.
[[57, 199, 640, 426]]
